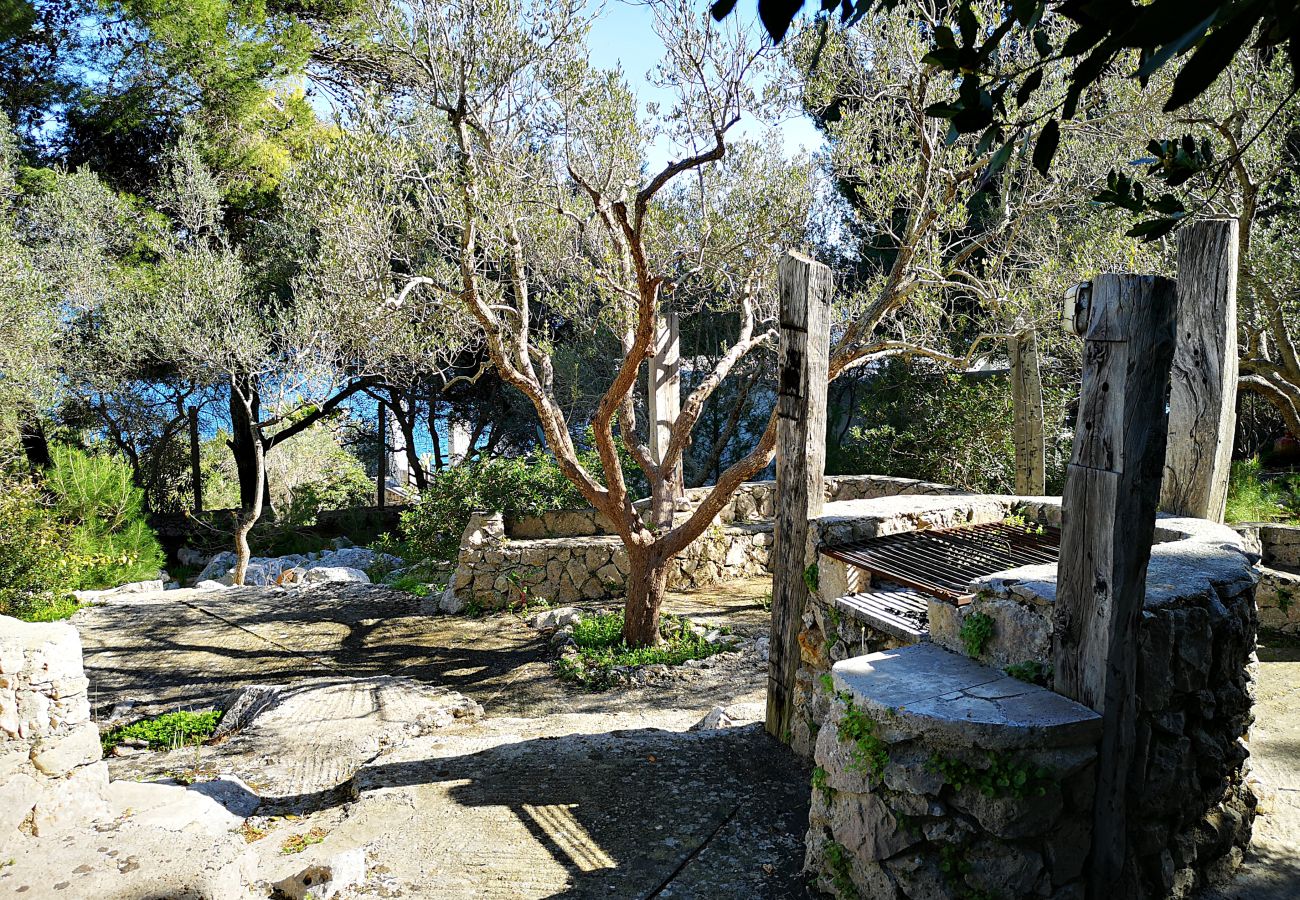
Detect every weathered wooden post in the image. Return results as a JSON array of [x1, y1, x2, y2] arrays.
[[1161, 219, 1239, 521], [188, 405, 203, 515], [1009, 329, 1047, 495], [648, 310, 683, 524], [1052, 275, 1179, 897], [766, 251, 832, 742], [376, 400, 387, 508]]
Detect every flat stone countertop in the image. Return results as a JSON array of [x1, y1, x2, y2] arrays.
[[832, 643, 1101, 750]]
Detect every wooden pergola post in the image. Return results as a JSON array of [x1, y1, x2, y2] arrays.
[[1052, 274, 1179, 897], [1161, 219, 1239, 522], [188, 405, 203, 515], [766, 251, 832, 742], [1009, 329, 1047, 495], [648, 310, 683, 523]]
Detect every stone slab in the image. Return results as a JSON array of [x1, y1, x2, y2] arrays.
[[832, 644, 1101, 750]]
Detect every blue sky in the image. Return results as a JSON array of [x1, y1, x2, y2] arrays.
[[585, 1, 824, 169]]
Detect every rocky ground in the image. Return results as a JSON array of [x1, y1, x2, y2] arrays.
[[1, 577, 812, 899], [4, 573, 1297, 900]]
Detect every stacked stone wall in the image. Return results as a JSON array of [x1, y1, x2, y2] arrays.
[[0, 615, 110, 852], [451, 475, 963, 608], [806, 646, 1101, 900], [1233, 522, 1300, 633], [802, 507, 1260, 899]]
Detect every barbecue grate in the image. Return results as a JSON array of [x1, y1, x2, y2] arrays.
[[822, 522, 1061, 603]]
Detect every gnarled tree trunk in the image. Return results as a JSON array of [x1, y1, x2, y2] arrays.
[[622, 549, 672, 647]]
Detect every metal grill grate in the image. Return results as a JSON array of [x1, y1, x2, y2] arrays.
[[822, 522, 1061, 603]]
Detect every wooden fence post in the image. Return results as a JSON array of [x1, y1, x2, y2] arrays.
[[188, 405, 203, 515], [1161, 219, 1239, 522], [1009, 329, 1047, 495], [1052, 274, 1179, 897], [766, 251, 832, 742], [648, 310, 683, 524], [376, 400, 387, 508]]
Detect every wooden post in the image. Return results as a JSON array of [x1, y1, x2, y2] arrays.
[[1161, 219, 1239, 522], [376, 401, 387, 508], [188, 405, 203, 515], [766, 251, 832, 742], [648, 310, 683, 522], [1051, 274, 1179, 897], [1009, 329, 1047, 495]]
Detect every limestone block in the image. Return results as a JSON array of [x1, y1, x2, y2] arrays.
[[29, 721, 101, 777], [521, 547, 548, 567], [545, 560, 564, 583], [0, 772, 40, 836], [30, 760, 110, 836], [0, 690, 17, 737], [829, 790, 918, 862], [966, 839, 1049, 898], [580, 577, 606, 600], [595, 563, 623, 586], [15, 689, 50, 738], [301, 566, 370, 585]]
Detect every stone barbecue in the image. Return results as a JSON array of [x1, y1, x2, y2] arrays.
[[794, 491, 1260, 899]]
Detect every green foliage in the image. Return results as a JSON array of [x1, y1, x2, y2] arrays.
[[819, 672, 835, 694], [823, 839, 858, 898], [1003, 660, 1051, 686], [19, 595, 82, 622], [0, 475, 76, 619], [1224, 458, 1289, 524], [836, 694, 889, 778], [827, 358, 1073, 494], [397, 454, 589, 563], [45, 445, 165, 590], [803, 563, 820, 595], [101, 709, 223, 753], [555, 610, 734, 690], [926, 751, 1052, 800], [959, 612, 995, 658], [811, 766, 834, 804]]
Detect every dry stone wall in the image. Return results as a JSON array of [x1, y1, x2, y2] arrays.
[[449, 475, 963, 609], [800, 500, 1260, 899], [0, 615, 110, 852], [806, 645, 1101, 900], [1232, 522, 1300, 634]]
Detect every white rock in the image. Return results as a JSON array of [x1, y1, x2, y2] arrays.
[[197, 551, 237, 583], [273, 847, 367, 900], [302, 566, 370, 585], [194, 580, 230, 591], [436, 585, 467, 615], [752, 635, 771, 662], [529, 607, 582, 630], [177, 547, 209, 568], [691, 706, 737, 731]]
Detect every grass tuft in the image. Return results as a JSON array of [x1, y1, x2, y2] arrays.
[[555, 610, 734, 690], [101, 709, 223, 754]]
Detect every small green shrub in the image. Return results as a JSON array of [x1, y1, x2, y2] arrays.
[[824, 839, 858, 898], [101, 709, 223, 753], [1225, 457, 1287, 523], [46, 446, 165, 590], [19, 595, 81, 622], [397, 454, 589, 563], [836, 695, 889, 777], [0, 476, 76, 619], [555, 610, 734, 690], [959, 612, 995, 658], [926, 751, 1051, 799], [1003, 660, 1052, 686]]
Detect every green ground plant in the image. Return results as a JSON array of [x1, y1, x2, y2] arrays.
[[1224, 458, 1290, 523], [1003, 660, 1052, 686], [926, 751, 1051, 800], [101, 709, 223, 754], [555, 610, 734, 690]]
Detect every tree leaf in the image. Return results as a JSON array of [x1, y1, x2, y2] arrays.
[[1165, 10, 1259, 110], [1032, 119, 1060, 176]]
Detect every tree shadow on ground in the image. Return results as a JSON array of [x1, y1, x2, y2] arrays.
[[269, 723, 812, 899]]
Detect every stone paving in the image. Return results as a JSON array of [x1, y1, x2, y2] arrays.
[[56, 577, 811, 899], [1202, 633, 1300, 900]]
